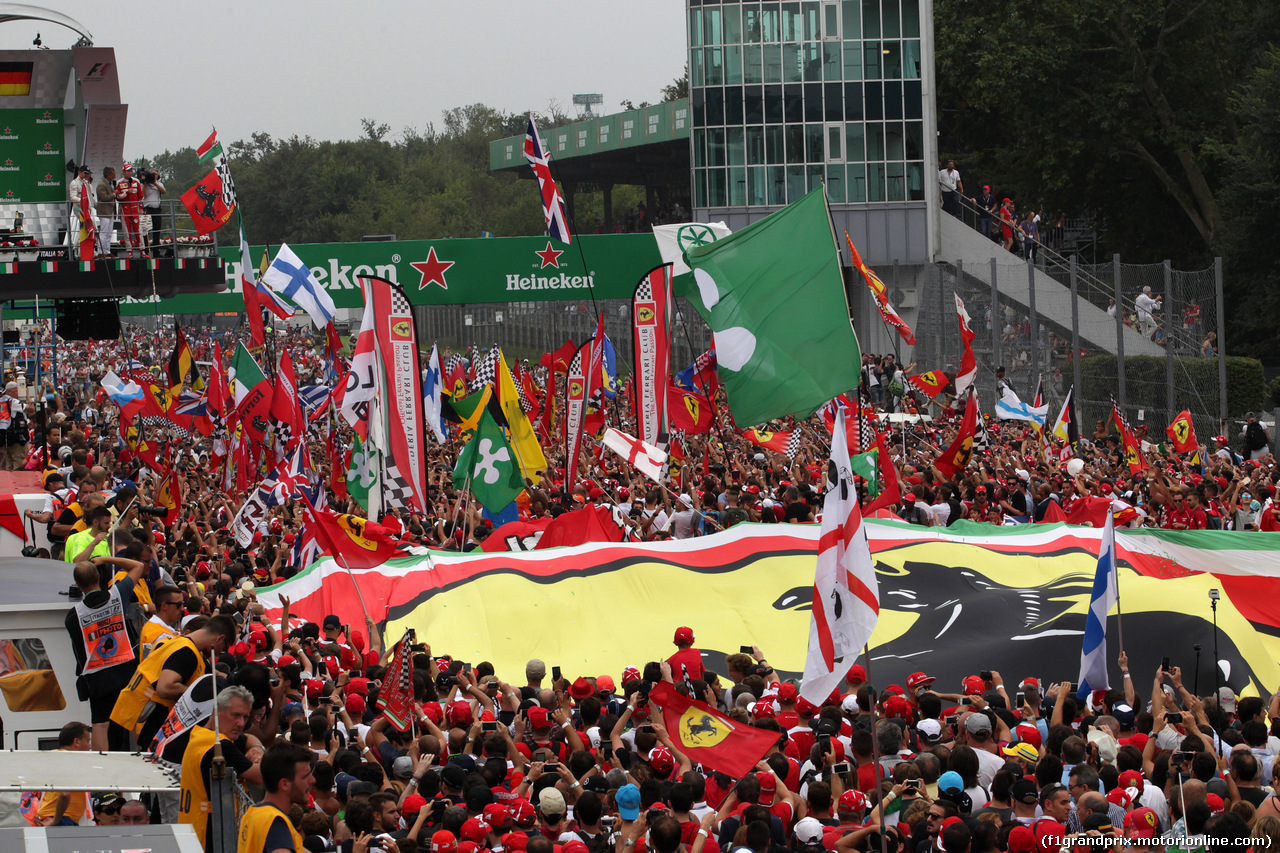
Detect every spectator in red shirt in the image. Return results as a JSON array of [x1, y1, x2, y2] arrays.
[[668, 626, 705, 681], [1162, 492, 1192, 530], [1186, 492, 1209, 530]]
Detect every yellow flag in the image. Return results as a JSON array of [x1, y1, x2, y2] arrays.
[[498, 350, 547, 479]]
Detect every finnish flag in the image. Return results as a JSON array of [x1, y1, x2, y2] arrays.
[[260, 243, 337, 330]]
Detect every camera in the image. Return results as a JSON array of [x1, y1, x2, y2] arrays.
[[136, 505, 169, 518], [137, 168, 157, 184]]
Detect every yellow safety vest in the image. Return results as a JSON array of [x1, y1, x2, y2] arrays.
[[139, 617, 177, 660], [179, 725, 227, 850], [109, 636, 205, 734], [237, 802, 304, 853]]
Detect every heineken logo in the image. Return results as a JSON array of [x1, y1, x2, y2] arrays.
[[505, 272, 594, 292], [412, 246, 454, 291], [677, 223, 720, 253], [0, 132, 14, 140], [535, 241, 564, 269]]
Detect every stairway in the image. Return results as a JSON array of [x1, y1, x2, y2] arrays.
[[940, 214, 1163, 357]]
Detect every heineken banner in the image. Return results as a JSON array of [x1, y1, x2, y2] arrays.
[[121, 233, 666, 315], [0, 108, 65, 204], [257, 521, 1280, 696]]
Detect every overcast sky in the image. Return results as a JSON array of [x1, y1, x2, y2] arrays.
[[0, 1, 688, 155]]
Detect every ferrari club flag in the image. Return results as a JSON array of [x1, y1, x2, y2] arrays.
[[632, 264, 673, 445], [648, 681, 779, 778], [800, 405, 879, 704]]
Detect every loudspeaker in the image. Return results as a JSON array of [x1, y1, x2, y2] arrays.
[[55, 299, 120, 340]]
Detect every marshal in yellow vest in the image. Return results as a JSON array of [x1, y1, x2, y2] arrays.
[[109, 635, 206, 734], [179, 725, 228, 850], [237, 802, 304, 853]]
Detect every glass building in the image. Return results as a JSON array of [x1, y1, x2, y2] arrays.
[[688, 0, 935, 264]]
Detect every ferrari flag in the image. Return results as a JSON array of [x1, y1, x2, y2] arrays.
[[1166, 410, 1198, 454], [648, 681, 780, 777], [632, 264, 673, 445]]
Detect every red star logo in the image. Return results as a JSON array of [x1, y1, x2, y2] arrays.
[[5, 191, 12, 198], [41, 112, 50, 118], [4, 160, 10, 166], [535, 240, 564, 269], [2, 128, 10, 134], [43, 173, 51, 180], [42, 142, 51, 149], [411, 246, 455, 290]]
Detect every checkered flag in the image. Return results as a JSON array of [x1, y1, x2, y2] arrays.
[[382, 462, 415, 511], [785, 431, 802, 459], [469, 347, 498, 393], [973, 411, 992, 453], [512, 362, 534, 414]]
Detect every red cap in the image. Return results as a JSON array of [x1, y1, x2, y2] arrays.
[[846, 664, 867, 683], [250, 629, 269, 651], [750, 701, 776, 719], [447, 700, 474, 728], [776, 682, 799, 702], [230, 641, 252, 658], [1033, 820, 1065, 853], [883, 696, 913, 720], [885, 684, 905, 696], [364, 649, 380, 669], [1207, 793, 1224, 815], [596, 675, 616, 693], [570, 677, 594, 700], [1014, 722, 1042, 748], [345, 694, 367, 716], [906, 672, 935, 691], [350, 632, 366, 653], [674, 626, 695, 645], [622, 666, 641, 683], [796, 697, 819, 718], [1120, 732, 1150, 751], [1118, 770, 1144, 790], [323, 656, 340, 678], [431, 830, 458, 853], [347, 677, 370, 696], [526, 706, 552, 729], [402, 793, 428, 816], [305, 680, 324, 698], [755, 771, 777, 803], [503, 833, 529, 852], [1019, 677, 1041, 691], [461, 817, 491, 843], [1125, 808, 1159, 839], [1007, 826, 1036, 853], [963, 675, 986, 695], [649, 746, 674, 773], [421, 701, 444, 725], [483, 803, 511, 827], [278, 655, 296, 667], [509, 799, 536, 825], [1106, 788, 1132, 810], [839, 790, 868, 812]]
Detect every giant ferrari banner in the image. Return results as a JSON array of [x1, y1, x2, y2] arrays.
[[258, 522, 1280, 697]]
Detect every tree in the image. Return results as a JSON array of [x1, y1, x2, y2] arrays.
[[661, 67, 688, 103], [935, 0, 1278, 262], [1208, 46, 1280, 358]]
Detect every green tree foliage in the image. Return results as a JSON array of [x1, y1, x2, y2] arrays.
[[133, 103, 647, 247], [936, 0, 1280, 356]]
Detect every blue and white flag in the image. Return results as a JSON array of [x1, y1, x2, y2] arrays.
[[996, 388, 1048, 425], [422, 343, 446, 443], [260, 243, 337, 329], [1078, 510, 1118, 699]]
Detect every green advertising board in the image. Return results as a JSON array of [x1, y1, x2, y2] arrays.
[[119, 232, 666, 316], [0, 108, 65, 203]]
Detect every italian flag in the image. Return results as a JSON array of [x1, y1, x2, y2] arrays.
[[196, 129, 224, 164], [0, 262, 15, 274], [40, 261, 58, 273], [228, 342, 273, 443]]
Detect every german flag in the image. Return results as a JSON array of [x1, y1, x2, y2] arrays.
[[167, 324, 198, 401], [0, 62, 33, 97]]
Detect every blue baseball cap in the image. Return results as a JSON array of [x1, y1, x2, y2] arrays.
[[282, 701, 304, 718], [938, 771, 964, 794], [616, 783, 641, 821]]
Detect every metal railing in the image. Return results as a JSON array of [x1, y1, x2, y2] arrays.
[[0, 198, 221, 261]]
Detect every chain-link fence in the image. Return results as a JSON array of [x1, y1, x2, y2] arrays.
[[415, 297, 715, 376], [909, 248, 1225, 444]]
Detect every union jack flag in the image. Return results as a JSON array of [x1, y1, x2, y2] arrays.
[[524, 116, 572, 245]]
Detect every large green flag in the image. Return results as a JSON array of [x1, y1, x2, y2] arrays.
[[679, 187, 860, 427], [452, 407, 524, 511], [850, 448, 881, 497], [347, 434, 381, 514]]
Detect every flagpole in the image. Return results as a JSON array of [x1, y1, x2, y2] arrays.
[[1108, 511, 1124, 657]]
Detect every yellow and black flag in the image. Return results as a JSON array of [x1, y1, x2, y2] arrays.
[[167, 324, 203, 402]]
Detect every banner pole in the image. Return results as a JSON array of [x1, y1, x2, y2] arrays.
[[1110, 512, 1124, 657]]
